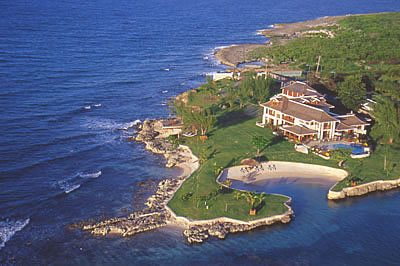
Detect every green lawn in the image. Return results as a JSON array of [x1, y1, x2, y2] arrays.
[[331, 144, 400, 191], [168, 104, 400, 220], [168, 108, 338, 221]]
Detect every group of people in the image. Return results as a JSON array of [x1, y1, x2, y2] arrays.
[[239, 164, 277, 174]]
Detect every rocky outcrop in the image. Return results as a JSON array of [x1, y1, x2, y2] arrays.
[[327, 178, 400, 200], [82, 174, 189, 237], [180, 206, 293, 244], [136, 119, 184, 168], [82, 118, 294, 244]]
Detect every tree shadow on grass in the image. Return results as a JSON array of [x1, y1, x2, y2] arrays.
[[217, 109, 252, 129], [267, 136, 284, 148], [255, 201, 265, 212]]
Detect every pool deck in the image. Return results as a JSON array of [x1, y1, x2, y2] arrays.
[[306, 139, 356, 149]]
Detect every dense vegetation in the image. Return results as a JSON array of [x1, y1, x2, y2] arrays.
[[247, 12, 400, 146], [167, 12, 400, 220], [248, 12, 400, 113], [248, 12, 400, 75]]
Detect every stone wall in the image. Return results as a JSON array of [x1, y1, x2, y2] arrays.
[[327, 177, 400, 200], [166, 198, 293, 243]]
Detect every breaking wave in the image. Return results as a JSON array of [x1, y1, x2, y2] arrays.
[[57, 171, 102, 194], [0, 218, 30, 249]]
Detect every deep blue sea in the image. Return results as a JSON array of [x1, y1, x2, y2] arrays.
[[1, 0, 400, 265]]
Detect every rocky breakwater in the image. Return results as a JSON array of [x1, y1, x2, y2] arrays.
[[82, 119, 198, 238], [83, 176, 188, 236], [136, 119, 183, 168], [327, 177, 400, 200], [181, 204, 294, 244]]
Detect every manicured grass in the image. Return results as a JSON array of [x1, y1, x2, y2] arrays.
[[168, 105, 400, 220], [331, 145, 400, 191], [168, 108, 338, 221]]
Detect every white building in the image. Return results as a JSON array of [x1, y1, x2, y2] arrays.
[[260, 82, 369, 142]]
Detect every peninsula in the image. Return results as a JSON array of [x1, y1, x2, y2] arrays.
[[78, 12, 400, 244]]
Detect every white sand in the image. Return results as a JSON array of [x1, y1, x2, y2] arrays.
[[222, 161, 348, 185], [174, 145, 200, 179]]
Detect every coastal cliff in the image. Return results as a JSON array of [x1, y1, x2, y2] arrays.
[[327, 178, 400, 200]]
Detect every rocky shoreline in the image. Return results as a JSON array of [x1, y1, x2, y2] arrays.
[[81, 118, 294, 244], [327, 177, 400, 200], [181, 208, 293, 244], [215, 44, 267, 67]]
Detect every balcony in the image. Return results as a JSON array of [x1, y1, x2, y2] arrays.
[[282, 116, 294, 123]]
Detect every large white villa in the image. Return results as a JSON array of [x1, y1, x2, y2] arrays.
[[260, 82, 369, 142]]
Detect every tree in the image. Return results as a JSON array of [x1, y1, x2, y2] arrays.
[[195, 109, 216, 136], [370, 95, 400, 144], [242, 191, 259, 209], [370, 95, 400, 173], [257, 192, 267, 206], [374, 66, 400, 100], [253, 75, 273, 104], [233, 190, 241, 200], [251, 135, 269, 156], [338, 74, 366, 111], [236, 85, 249, 108], [174, 103, 216, 136], [330, 148, 352, 163], [223, 179, 232, 188]]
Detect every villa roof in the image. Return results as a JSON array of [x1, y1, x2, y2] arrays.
[[281, 82, 323, 97], [336, 123, 355, 131], [262, 96, 338, 123], [280, 125, 318, 135], [337, 114, 369, 126], [291, 97, 334, 109]]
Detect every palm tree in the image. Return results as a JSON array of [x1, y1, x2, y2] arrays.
[[223, 179, 232, 189], [258, 192, 267, 205], [242, 192, 259, 209], [370, 95, 400, 145], [252, 135, 270, 157], [370, 95, 400, 172], [233, 190, 241, 200]]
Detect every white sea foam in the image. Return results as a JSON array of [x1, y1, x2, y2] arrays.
[[93, 103, 102, 107], [84, 106, 91, 110], [79, 170, 102, 179], [118, 120, 141, 130], [0, 218, 30, 249], [84, 118, 141, 132], [162, 68, 170, 71], [64, 184, 81, 194], [57, 171, 102, 194], [162, 90, 168, 94]]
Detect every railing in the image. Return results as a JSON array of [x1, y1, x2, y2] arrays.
[[282, 116, 294, 123]]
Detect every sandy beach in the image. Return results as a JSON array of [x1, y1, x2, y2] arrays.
[[173, 145, 200, 179], [220, 161, 348, 186]]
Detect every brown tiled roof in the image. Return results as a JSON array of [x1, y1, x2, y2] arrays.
[[261, 97, 338, 123], [280, 125, 318, 135], [336, 123, 354, 131], [338, 114, 369, 126], [281, 82, 323, 97], [291, 97, 334, 109]]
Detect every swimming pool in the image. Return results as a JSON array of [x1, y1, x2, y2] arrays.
[[322, 143, 365, 155]]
